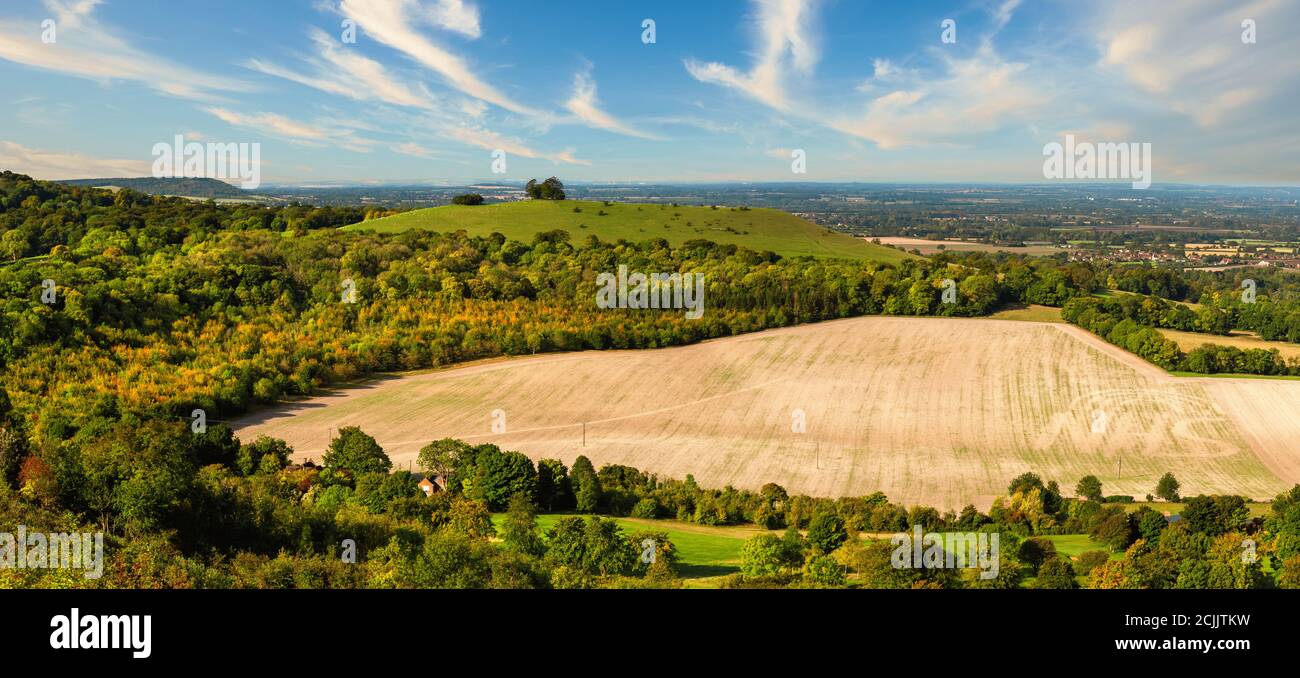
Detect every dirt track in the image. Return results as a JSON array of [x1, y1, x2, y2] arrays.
[[231, 316, 1300, 510]]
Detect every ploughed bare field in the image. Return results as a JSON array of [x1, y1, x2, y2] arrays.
[[230, 316, 1300, 511]]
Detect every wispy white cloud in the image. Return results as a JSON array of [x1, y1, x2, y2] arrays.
[[391, 141, 438, 158], [445, 125, 587, 165], [832, 44, 1040, 149], [45, 0, 101, 29], [690, 0, 1041, 151], [684, 0, 820, 111], [337, 0, 542, 117], [551, 148, 591, 167], [0, 0, 250, 101], [426, 0, 481, 39], [249, 28, 436, 110], [0, 140, 151, 179], [205, 107, 331, 141], [204, 107, 377, 153], [564, 69, 661, 140], [1095, 0, 1300, 128], [991, 0, 1022, 33]]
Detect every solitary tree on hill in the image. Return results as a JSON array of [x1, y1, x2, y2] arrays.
[[1155, 472, 1181, 502], [525, 177, 566, 200], [1076, 475, 1103, 502]]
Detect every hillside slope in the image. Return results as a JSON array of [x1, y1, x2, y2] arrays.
[[231, 316, 1295, 510], [344, 200, 918, 263], [58, 176, 257, 200]]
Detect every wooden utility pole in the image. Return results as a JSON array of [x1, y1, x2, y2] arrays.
[[582, 422, 586, 447]]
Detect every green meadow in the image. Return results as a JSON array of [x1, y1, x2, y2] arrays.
[[1040, 534, 1117, 559], [345, 199, 919, 264], [493, 512, 1136, 588], [491, 513, 762, 585]]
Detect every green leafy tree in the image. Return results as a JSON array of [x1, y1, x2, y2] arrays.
[[447, 497, 496, 539], [544, 516, 635, 576], [628, 530, 678, 576], [0, 388, 29, 488], [79, 419, 197, 533], [525, 177, 566, 200], [1033, 557, 1078, 589], [1008, 471, 1044, 495], [631, 498, 659, 519], [739, 533, 801, 577], [1090, 506, 1136, 551], [1278, 555, 1300, 589], [1076, 550, 1110, 576], [322, 426, 391, 476], [579, 517, 635, 575], [806, 510, 848, 554], [417, 438, 467, 481], [192, 424, 241, 469], [500, 492, 544, 556], [236, 435, 293, 476], [0, 229, 27, 261], [1017, 537, 1057, 574], [1076, 474, 1103, 502], [1155, 472, 1181, 502], [468, 445, 537, 510], [1266, 485, 1300, 560], [1134, 506, 1168, 542], [536, 458, 572, 510], [846, 540, 959, 589], [804, 554, 847, 587], [1181, 495, 1249, 536], [570, 455, 601, 513]]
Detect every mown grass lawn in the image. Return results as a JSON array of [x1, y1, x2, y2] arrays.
[[491, 513, 763, 585], [1040, 534, 1117, 559]]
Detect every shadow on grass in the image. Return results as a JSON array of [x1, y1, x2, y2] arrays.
[[677, 563, 740, 579]]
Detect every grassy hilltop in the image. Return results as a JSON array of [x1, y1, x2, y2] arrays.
[[343, 199, 918, 264]]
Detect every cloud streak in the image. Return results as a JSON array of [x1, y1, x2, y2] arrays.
[[0, 0, 250, 101], [684, 0, 820, 111], [0, 140, 151, 179], [337, 0, 542, 117], [564, 70, 661, 140]]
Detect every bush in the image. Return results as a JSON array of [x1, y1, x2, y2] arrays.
[[1076, 550, 1110, 575], [1017, 537, 1057, 573], [806, 511, 848, 554], [1033, 557, 1078, 589], [631, 497, 659, 519], [740, 534, 801, 577], [451, 193, 484, 205], [804, 554, 847, 587]]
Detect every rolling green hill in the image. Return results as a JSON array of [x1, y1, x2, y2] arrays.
[[59, 176, 257, 200], [343, 200, 918, 263]]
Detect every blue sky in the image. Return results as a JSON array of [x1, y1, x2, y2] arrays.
[[1, 0, 1297, 185]]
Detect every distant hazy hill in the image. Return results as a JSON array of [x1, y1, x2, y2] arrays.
[[59, 177, 251, 199], [344, 200, 920, 263]]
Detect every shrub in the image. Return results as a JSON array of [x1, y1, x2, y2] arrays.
[[1076, 550, 1110, 575], [631, 498, 659, 519]]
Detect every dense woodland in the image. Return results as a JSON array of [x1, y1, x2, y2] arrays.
[[2, 171, 1299, 588]]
